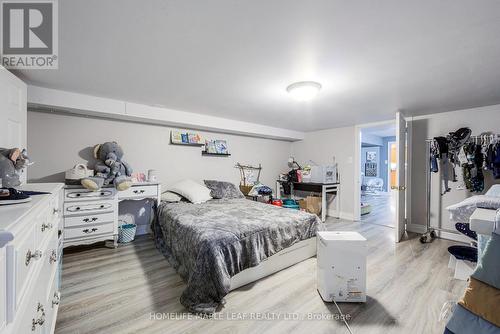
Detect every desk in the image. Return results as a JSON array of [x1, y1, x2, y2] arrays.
[[62, 182, 161, 247], [276, 181, 340, 222]]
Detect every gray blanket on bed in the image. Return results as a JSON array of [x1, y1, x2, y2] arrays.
[[152, 198, 321, 314]]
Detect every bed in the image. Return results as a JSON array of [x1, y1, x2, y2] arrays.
[[152, 197, 321, 314]]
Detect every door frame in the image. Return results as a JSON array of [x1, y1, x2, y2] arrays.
[[387, 140, 397, 193], [353, 119, 396, 222], [395, 111, 408, 242]]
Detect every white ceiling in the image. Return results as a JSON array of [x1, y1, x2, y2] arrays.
[[362, 123, 396, 138], [16, 0, 500, 132]]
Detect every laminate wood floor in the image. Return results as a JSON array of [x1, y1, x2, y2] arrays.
[[56, 219, 466, 334], [361, 192, 396, 228]]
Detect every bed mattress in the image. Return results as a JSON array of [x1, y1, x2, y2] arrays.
[[152, 198, 321, 314]]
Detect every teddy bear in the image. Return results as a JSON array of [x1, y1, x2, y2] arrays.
[[0, 148, 30, 188], [81, 142, 133, 191]]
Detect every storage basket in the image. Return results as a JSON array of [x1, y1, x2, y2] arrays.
[[118, 223, 137, 243], [239, 185, 253, 196]]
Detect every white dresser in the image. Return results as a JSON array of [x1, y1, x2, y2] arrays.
[[62, 182, 161, 248], [0, 183, 63, 334]]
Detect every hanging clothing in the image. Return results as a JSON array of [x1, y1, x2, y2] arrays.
[[493, 144, 500, 179], [439, 153, 455, 194]]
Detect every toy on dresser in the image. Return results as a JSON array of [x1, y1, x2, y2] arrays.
[[81, 141, 133, 191], [0, 147, 30, 187]]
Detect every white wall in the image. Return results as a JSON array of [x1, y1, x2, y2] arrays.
[[28, 86, 304, 141], [28, 111, 292, 230], [291, 126, 355, 219], [27, 111, 291, 186], [410, 104, 500, 238], [361, 133, 383, 146]]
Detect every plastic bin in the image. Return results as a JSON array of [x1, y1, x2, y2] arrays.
[[118, 223, 137, 243]]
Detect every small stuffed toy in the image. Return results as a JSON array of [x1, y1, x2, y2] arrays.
[[0, 148, 30, 188], [81, 142, 133, 191]]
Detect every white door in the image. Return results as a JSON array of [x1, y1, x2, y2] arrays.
[[0, 66, 27, 183], [395, 111, 408, 242]]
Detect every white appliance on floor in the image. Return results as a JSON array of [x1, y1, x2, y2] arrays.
[[317, 231, 367, 303]]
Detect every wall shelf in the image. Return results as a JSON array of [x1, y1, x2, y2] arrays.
[[170, 141, 204, 147], [202, 151, 231, 157]]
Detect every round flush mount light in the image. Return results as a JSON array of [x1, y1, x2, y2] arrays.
[[286, 81, 322, 101]]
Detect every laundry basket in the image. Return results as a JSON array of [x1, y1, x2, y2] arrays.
[[118, 223, 137, 243]]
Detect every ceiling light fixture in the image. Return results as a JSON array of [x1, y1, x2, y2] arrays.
[[286, 81, 322, 101]]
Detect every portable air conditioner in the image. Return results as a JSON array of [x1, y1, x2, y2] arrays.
[[317, 231, 367, 303]]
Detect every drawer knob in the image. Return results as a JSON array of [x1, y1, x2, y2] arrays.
[[52, 291, 61, 307], [49, 249, 57, 264], [53, 208, 60, 215], [41, 222, 53, 232], [25, 249, 42, 266], [133, 189, 145, 194], [82, 228, 98, 234], [31, 302, 45, 331]]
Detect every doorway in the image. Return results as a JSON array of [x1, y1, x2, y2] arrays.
[[388, 141, 397, 191], [358, 123, 397, 228]]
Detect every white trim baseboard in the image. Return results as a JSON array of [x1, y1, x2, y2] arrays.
[[327, 210, 355, 221], [406, 223, 426, 234], [406, 223, 471, 244], [436, 230, 470, 244]]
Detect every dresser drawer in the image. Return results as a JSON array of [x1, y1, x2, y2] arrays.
[[34, 210, 57, 250], [39, 235, 58, 303], [64, 188, 116, 202], [0, 248, 6, 331], [118, 185, 158, 200], [45, 276, 60, 334], [15, 226, 38, 309], [65, 211, 114, 228], [63, 200, 114, 217], [14, 298, 40, 334], [64, 222, 115, 240]]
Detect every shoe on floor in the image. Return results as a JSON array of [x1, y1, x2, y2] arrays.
[[455, 222, 478, 241], [448, 245, 478, 263], [0, 188, 32, 205]]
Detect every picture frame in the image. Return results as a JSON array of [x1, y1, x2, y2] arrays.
[[366, 151, 377, 162], [365, 162, 377, 177], [170, 130, 204, 145]]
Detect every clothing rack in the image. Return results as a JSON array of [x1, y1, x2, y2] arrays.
[[467, 134, 500, 145], [422, 134, 500, 242]]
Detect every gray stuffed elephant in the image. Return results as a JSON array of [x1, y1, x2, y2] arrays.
[[81, 142, 133, 191], [0, 148, 30, 188]]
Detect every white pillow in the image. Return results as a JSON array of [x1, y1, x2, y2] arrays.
[[168, 179, 212, 204], [161, 191, 183, 202]]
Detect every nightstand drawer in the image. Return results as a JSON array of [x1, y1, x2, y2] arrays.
[[63, 201, 114, 217], [64, 222, 114, 240], [64, 188, 116, 202], [65, 212, 114, 228], [118, 185, 157, 200]]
